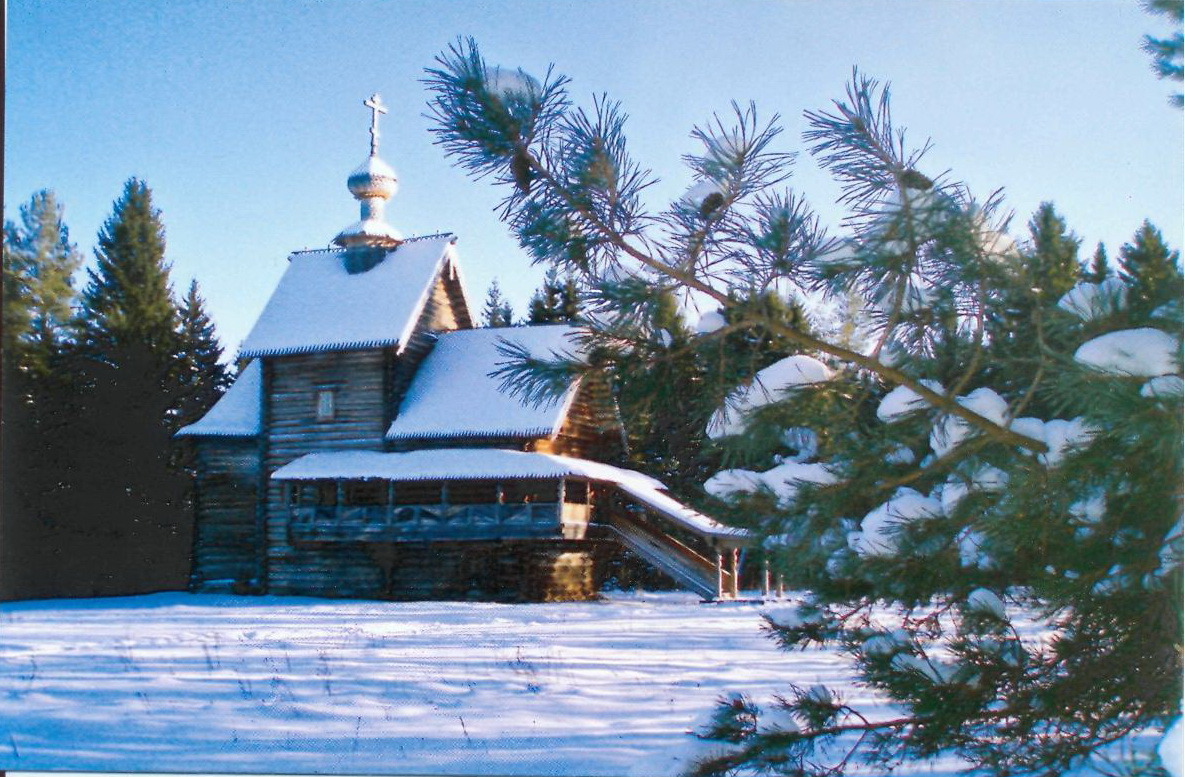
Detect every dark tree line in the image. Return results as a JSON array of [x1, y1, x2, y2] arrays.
[[1, 180, 229, 600]]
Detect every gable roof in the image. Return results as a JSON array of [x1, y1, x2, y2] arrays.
[[175, 360, 262, 437], [239, 234, 460, 358], [386, 325, 582, 442]]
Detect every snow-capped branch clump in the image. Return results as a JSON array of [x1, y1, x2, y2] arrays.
[[704, 460, 838, 506], [764, 602, 825, 630], [891, 654, 960, 685], [781, 427, 819, 462], [707, 355, 835, 438], [877, 380, 945, 423], [681, 178, 730, 216], [849, 487, 942, 557], [1069, 492, 1107, 528], [1037, 417, 1098, 468], [484, 66, 540, 102], [1057, 278, 1129, 321], [957, 528, 990, 568], [1142, 375, 1184, 399], [1074, 328, 1180, 377], [929, 387, 1009, 457], [1007, 415, 1098, 467], [695, 310, 727, 334], [757, 703, 801, 735], [932, 479, 970, 516], [966, 588, 1007, 619], [760, 461, 839, 506], [704, 469, 763, 498]]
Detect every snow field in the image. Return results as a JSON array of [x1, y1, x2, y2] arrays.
[[0, 591, 877, 776]]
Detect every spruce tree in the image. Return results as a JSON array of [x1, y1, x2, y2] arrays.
[[67, 178, 192, 595], [425, 40, 1182, 774], [1084, 241, 1110, 283], [526, 267, 580, 324], [79, 178, 178, 355], [1026, 201, 1082, 305], [481, 278, 515, 327], [1118, 219, 1183, 317], [173, 279, 231, 431], [984, 202, 1081, 405]]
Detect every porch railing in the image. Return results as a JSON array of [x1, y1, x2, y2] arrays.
[[287, 502, 562, 543]]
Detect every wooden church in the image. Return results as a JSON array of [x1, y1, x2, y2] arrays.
[[177, 95, 747, 602]]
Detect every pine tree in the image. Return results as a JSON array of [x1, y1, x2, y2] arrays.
[[1084, 241, 1110, 283], [481, 278, 515, 327], [1142, 0, 1184, 107], [1118, 219, 1183, 317], [527, 268, 580, 324], [0, 191, 83, 600], [2, 190, 83, 376], [425, 40, 1182, 774]]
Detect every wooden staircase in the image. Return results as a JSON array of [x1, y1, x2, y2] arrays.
[[601, 497, 743, 601]]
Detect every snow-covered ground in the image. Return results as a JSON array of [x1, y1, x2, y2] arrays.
[[0, 591, 1162, 776]]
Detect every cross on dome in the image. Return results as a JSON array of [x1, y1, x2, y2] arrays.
[[364, 93, 388, 156]]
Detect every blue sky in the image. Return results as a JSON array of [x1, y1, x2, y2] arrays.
[[6, 0, 1182, 357]]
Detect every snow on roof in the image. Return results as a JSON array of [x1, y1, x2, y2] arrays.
[[175, 360, 262, 437], [239, 235, 455, 358], [272, 448, 745, 539], [386, 325, 582, 441]]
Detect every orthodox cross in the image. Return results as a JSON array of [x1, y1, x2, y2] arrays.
[[364, 93, 388, 156]]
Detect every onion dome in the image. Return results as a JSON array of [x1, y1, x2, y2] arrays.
[[333, 93, 403, 250]]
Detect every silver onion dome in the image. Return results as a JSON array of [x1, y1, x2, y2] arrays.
[[334, 93, 403, 249]]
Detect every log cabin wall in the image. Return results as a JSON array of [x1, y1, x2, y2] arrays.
[[263, 350, 392, 595], [189, 438, 262, 592], [531, 378, 626, 461], [364, 540, 608, 602]]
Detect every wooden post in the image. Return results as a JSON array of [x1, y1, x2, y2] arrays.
[[716, 552, 724, 601], [777, 574, 785, 598], [730, 548, 740, 599], [557, 479, 566, 527], [762, 558, 771, 598]]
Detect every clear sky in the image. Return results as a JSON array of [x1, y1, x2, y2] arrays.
[[6, 0, 1183, 358]]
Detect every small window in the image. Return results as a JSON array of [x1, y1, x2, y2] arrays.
[[316, 389, 335, 421]]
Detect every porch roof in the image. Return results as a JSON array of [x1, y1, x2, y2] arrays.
[[271, 449, 745, 539]]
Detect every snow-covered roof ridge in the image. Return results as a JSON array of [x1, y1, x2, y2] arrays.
[[175, 360, 262, 437], [271, 448, 745, 538], [239, 235, 457, 358], [386, 324, 584, 441]]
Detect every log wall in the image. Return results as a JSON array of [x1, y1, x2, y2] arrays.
[[190, 438, 262, 592]]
